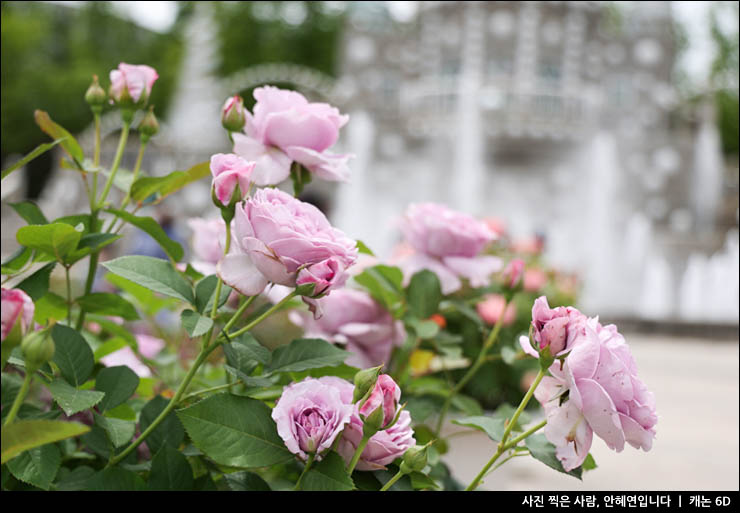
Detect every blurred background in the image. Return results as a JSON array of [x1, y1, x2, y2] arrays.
[[1, 1, 738, 489]]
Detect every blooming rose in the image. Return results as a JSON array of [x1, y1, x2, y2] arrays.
[[1, 288, 34, 342], [476, 294, 516, 326], [233, 86, 352, 185], [218, 188, 358, 299], [210, 153, 255, 206], [336, 375, 415, 471], [109, 63, 158, 105], [528, 306, 657, 471], [188, 217, 229, 276], [290, 289, 405, 369], [272, 377, 354, 461], [520, 296, 586, 356], [396, 203, 502, 294]]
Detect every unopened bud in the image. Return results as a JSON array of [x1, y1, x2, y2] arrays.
[[399, 443, 430, 474], [138, 106, 159, 143], [361, 403, 385, 438], [353, 365, 383, 404], [85, 75, 107, 113], [21, 329, 55, 372], [221, 95, 246, 132], [502, 259, 525, 291]]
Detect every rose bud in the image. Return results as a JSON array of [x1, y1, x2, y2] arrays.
[[358, 374, 400, 429], [2, 287, 34, 344], [109, 63, 159, 109], [138, 106, 159, 143], [352, 365, 383, 403], [85, 75, 107, 113], [502, 258, 525, 290], [399, 443, 431, 474], [209, 153, 255, 208], [295, 257, 348, 298], [21, 329, 54, 372], [221, 95, 246, 133]]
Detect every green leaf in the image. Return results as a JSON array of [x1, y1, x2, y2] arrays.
[[16, 223, 82, 262], [452, 415, 506, 442], [93, 337, 129, 361], [9, 201, 48, 225], [76, 292, 139, 321], [46, 379, 105, 416], [104, 273, 178, 317], [51, 324, 95, 386], [95, 366, 140, 412], [6, 444, 61, 490], [1, 420, 90, 464], [104, 402, 137, 421], [224, 332, 271, 367], [410, 471, 440, 490], [354, 264, 405, 317], [194, 274, 232, 313], [148, 446, 195, 491], [33, 292, 68, 324], [106, 208, 184, 262], [85, 467, 147, 491], [176, 394, 293, 468], [139, 396, 185, 454], [356, 239, 375, 256], [582, 453, 597, 472], [34, 110, 84, 164], [94, 412, 135, 448], [101, 256, 194, 304], [181, 309, 214, 338], [224, 471, 271, 491], [406, 318, 440, 339], [451, 394, 483, 416], [15, 262, 55, 300], [266, 338, 348, 375], [525, 434, 582, 479], [55, 466, 96, 491], [65, 233, 121, 263], [302, 451, 354, 491], [491, 403, 530, 431], [1, 138, 66, 180], [406, 270, 443, 318], [2, 247, 33, 275], [129, 161, 210, 204]]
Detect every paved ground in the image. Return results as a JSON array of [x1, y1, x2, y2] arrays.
[[441, 333, 740, 491]]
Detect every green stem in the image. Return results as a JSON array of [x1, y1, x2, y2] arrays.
[[225, 291, 298, 341], [97, 121, 130, 210], [64, 266, 72, 325], [434, 299, 510, 436], [294, 453, 315, 491], [222, 294, 256, 335], [201, 223, 232, 348], [107, 139, 147, 233], [346, 434, 370, 474], [464, 368, 546, 491], [91, 113, 101, 203], [106, 341, 221, 467], [379, 469, 404, 491], [4, 371, 33, 426], [75, 211, 99, 331]]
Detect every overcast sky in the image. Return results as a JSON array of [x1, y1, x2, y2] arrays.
[[45, 1, 737, 87]]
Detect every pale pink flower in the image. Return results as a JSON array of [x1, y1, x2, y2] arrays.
[[209, 153, 255, 206], [1, 288, 34, 341], [109, 63, 158, 104], [476, 294, 517, 326]]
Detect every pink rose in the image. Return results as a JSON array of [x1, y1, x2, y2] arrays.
[[502, 259, 525, 289], [209, 153, 256, 206], [397, 203, 502, 294], [109, 63, 158, 105], [271, 377, 354, 461], [218, 188, 358, 298], [1, 288, 34, 341], [523, 268, 548, 292], [221, 95, 246, 132], [233, 86, 352, 185], [188, 217, 228, 276], [520, 296, 586, 357], [476, 294, 516, 326], [534, 318, 657, 471], [296, 257, 348, 297], [290, 289, 405, 369], [358, 374, 400, 427]]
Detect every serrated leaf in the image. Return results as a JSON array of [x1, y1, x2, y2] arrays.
[[452, 415, 506, 442], [104, 402, 137, 421], [103, 273, 178, 317], [139, 396, 185, 454], [95, 366, 139, 412], [406, 270, 443, 319], [94, 412, 135, 448], [2, 138, 66, 180], [129, 161, 210, 204], [34, 110, 84, 164], [224, 332, 271, 367], [224, 471, 270, 491], [2, 246, 33, 275], [181, 309, 214, 338], [7, 444, 61, 490], [266, 338, 348, 375], [301, 452, 354, 491], [54, 465, 96, 491], [525, 434, 582, 479], [15, 262, 56, 300], [9, 201, 48, 225], [47, 379, 105, 416], [33, 292, 68, 324], [105, 209, 184, 262], [51, 324, 95, 386], [410, 471, 439, 490], [1, 420, 90, 464], [85, 467, 147, 491], [16, 223, 81, 262], [65, 233, 121, 263], [194, 274, 232, 313], [101, 255, 194, 304], [148, 445, 194, 491], [176, 394, 293, 468], [76, 292, 139, 321]]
